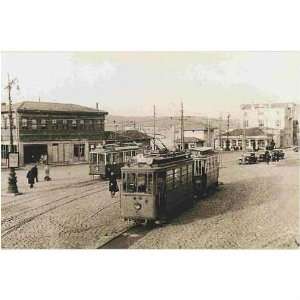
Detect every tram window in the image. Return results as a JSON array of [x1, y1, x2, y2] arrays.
[[126, 173, 137, 193], [182, 166, 187, 183], [99, 154, 105, 163], [107, 153, 112, 164], [90, 153, 97, 163], [147, 174, 153, 193], [187, 164, 193, 183], [137, 174, 147, 193], [174, 168, 181, 188], [119, 152, 124, 163], [166, 169, 174, 190]]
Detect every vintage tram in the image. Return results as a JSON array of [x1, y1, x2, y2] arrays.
[[121, 147, 220, 223], [190, 147, 219, 198], [89, 142, 142, 179], [121, 152, 194, 223]]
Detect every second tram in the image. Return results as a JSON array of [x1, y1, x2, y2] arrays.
[[190, 147, 219, 197], [89, 143, 142, 179]]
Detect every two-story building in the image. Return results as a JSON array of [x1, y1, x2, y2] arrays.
[[1, 101, 108, 166], [240, 102, 297, 147]]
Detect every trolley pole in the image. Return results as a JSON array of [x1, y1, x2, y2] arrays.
[[180, 101, 184, 151], [5, 74, 20, 195]]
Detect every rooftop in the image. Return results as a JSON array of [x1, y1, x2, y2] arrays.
[[223, 127, 273, 137], [2, 101, 108, 114]]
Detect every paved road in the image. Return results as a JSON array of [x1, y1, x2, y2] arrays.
[[131, 150, 300, 249], [1, 150, 299, 249], [1, 164, 126, 249]]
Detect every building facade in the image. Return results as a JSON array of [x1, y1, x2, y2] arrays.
[[214, 128, 274, 150], [1, 101, 108, 166], [240, 102, 297, 147]]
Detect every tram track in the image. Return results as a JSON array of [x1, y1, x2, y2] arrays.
[[1, 186, 107, 238], [1, 185, 106, 225], [1, 179, 100, 209]]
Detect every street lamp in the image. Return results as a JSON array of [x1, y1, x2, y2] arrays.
[[5, 74, 20, 195]]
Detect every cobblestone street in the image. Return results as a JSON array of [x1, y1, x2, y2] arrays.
[[1, 151, 299, 249]]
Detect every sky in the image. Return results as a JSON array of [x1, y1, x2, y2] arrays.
[[1, 52, 300, 118]]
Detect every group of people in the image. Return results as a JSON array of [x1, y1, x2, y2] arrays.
[[26, 163, 51, 189], [264, 150, 280, 165]]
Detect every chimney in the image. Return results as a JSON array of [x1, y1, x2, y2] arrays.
[[96, 102, 99, 111]]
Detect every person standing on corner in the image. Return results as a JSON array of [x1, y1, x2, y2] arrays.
[[26, 169, 34, 188], [109, 171, 119, 198]]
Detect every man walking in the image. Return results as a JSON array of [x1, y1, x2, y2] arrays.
[[31, 164, 38, 183], [108, 171, 119, 198], [265, 150, 270, 165]]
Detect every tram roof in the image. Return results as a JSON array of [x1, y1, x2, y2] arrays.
[[122, 152, 193, 171], [90, 143, 141, 153]]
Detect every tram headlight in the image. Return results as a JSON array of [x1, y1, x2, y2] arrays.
[[134, 203, 142, 211]]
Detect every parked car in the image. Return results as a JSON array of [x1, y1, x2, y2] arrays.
[[257, 150, 267, 162], [271, 149, 285, 161], [238, 151, 257, 165]]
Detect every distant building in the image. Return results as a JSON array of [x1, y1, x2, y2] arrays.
[[215, 127, 274, 150], [240, 102, 298, 147], [1, 101, 108, 166], [175, 136, 204, 150], [184, 126, 215, 147]]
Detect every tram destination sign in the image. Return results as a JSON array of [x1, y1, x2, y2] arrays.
[[8, 152, 19, 168]]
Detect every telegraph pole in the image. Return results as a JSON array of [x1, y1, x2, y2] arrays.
[[225, 113, 231, 151], [180, 101, 185, 151], [153, 105, 156, 150], [219, 113, 222, 149], [5, 74, 20, 195]]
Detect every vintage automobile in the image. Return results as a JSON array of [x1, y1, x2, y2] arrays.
[[271, 149, 285, 161], [257, 150, 267, 162], [238, 151, 257, 165]]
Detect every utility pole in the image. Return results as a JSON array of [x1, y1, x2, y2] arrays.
[[180, 101, 185, 151], [219, 113, 222, 149], [243, 112, 246, 152], [153, 105, 156, 151], [5, 74, 20, 195], [225, 113, 230, 151]]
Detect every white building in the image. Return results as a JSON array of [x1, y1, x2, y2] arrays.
[[240, 102, 297, 148]]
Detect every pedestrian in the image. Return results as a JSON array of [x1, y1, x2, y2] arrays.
[[44, 164, 51, 181], [31, 164, 38, 183], [276, 151, 280, 162], [109, 171, 119, 198], [265, 150, 270, 165], [26, 169, 34, 188]]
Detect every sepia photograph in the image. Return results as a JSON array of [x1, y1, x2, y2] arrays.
[[1, 51, 299, 249], [1, 1, 300, 300]]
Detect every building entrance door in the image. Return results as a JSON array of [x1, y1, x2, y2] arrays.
[[24, 144, 48, 164], [74, 144, 85, 161]]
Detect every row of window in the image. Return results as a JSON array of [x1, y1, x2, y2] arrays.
[[20, 118, 104, 130], [243, 119, 281, 128]]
